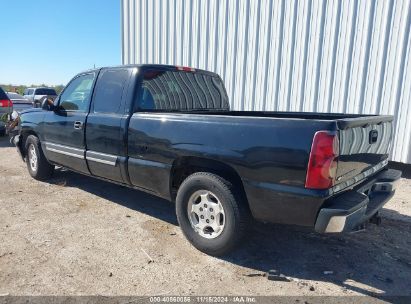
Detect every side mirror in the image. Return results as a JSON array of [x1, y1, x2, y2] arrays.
[[41, 97, 55, 111]]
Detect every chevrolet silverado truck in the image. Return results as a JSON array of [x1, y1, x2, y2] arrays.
[[11, 64, 401, 255]]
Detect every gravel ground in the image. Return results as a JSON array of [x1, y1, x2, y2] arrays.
[[0, 135, 411, 297]]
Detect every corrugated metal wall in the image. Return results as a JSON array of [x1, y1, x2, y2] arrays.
[[121, 0, 411, 164]]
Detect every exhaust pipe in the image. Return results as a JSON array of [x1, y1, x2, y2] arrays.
[[351, 223, 366, 233], [369, 212, 382, 226]]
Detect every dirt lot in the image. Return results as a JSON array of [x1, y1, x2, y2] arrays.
[[1, 135, 411, 297]]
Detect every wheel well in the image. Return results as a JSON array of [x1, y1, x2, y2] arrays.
[[19, 130, 38, 158], [170, 156, 248, 203]]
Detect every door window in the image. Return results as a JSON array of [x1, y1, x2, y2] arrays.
[[59, 74, 95, 112], [92, 69, 130, 114]]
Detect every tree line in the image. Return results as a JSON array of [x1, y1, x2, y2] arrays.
[[0, 84, 65, 95]]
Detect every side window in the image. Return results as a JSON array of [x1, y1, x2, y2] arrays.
[[92, 69, 130, 114], [59, 74, 95, 112], [27, 89, 34, 95]]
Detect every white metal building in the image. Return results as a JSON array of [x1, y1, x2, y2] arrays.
[[121, 0, 411, 164]]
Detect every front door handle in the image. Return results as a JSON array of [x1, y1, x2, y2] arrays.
[[73, 121, 83, 130]]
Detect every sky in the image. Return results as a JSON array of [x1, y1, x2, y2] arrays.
[[0, 0, 120, 86]]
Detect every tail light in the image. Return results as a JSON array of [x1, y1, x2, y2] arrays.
[[176, 66, 195, 72], [0, 99, 13, 108], [305, 131, 339, 190]]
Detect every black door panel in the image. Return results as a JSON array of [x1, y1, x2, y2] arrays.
[[42, 111, 88, 148], [42, 141, 87, 174], [85, 113, 126, 156], [85, 150, 124, 181], [85, 68, 132, 183], [42, 73, 96, 173]]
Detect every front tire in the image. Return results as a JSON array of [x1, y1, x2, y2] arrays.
[[176, 172, 250, 256], [25, 135, 54, 180]]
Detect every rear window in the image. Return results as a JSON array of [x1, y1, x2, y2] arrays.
[[138, 70, 229, 111], [0, 87, 8, 100], [35, 88, 57, 95], [7, 93, 23, 99]]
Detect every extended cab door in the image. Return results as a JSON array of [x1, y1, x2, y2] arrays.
[[42, 72, 96, 174], [85, 67, 133, 183]]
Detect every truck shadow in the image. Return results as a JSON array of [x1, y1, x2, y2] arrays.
[[51, 168, 179, 225], [228, 213, 411, 297], [49, 168, 411, 297]]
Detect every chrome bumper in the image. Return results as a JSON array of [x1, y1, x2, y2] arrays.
[[315, 169, 401, 233]]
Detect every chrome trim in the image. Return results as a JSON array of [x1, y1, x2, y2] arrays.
[[86, 151, 118, 166], [86, 156, 117, 166], [45, 142, 84, 152], [322, 207, 365, 233], [44, 142, 84, 159], [324, 215, 347, 233], [129, 157, 171, 168], [46, 147, 84, 159]]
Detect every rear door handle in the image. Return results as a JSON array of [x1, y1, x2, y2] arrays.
[[73, 121, 83, 130]]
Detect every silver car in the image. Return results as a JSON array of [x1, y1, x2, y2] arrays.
[[6, 92, 32, 112]]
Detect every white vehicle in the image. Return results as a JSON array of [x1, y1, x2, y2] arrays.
[[23, 87, 57, 107]]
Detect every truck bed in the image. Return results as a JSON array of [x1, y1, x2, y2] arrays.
[[127, 110, 393, 225]]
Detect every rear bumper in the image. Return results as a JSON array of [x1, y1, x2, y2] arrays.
[[315, 169, 401, 233]]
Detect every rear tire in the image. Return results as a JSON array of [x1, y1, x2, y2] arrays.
[[176, 172, 250, 256], [25, 135, 54, 180]]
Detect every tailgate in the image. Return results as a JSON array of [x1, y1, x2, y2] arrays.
[[336, 115, 393, 187]]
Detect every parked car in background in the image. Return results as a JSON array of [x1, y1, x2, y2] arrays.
[[23, 87, 57, 107], [11, 65, 402, 256], [6, 92, 32, 112], [0, 87, 13, 135]]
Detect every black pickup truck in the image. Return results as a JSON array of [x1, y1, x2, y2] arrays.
[[12, 64, 401, 255]]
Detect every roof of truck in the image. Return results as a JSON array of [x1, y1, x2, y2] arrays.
[[80, 64, 219, 77]]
